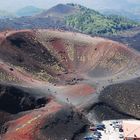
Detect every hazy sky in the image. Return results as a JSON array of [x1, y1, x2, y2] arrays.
[[0, 0, 140, 12]]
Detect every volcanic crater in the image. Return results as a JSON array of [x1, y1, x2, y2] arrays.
[[0, 29, 140, 140]]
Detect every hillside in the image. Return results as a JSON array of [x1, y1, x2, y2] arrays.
[[65, 4, 139, 35]]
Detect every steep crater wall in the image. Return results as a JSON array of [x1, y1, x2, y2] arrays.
[[0, 84, 49, 114], [86, 78, 140, 121]]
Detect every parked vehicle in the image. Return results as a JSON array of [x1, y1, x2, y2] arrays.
[[96, 124, 105, 129], [92, 134, 101, 139], [84, 136, 94, 140], [113, 121, 119, 124], [119, 128, 123, 132], [93, 131, 102, 136], [119, 134, 124, 139], [89, 126, 97, 131], [114, 124, 121, 128], [96, 126, 104, 130]]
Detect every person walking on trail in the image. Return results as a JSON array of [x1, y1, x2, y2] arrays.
[[66, 98, 69, 102]]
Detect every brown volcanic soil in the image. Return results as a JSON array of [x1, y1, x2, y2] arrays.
[[0, 29, 140, 140]]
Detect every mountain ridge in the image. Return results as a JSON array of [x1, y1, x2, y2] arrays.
[[0, 3, 139, 36], [16, 6, 44, 17]]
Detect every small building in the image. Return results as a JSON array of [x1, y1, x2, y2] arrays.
[[123, 120, 140, 140]]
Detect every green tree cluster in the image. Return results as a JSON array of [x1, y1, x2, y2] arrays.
[[65, 5, 139, 35]]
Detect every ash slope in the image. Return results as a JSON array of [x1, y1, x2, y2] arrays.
[[0, 30, 140, 140], [85, 77, 140, 122]]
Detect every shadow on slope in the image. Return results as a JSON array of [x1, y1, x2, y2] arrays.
[[86, 77, 140, 121], [39, 106, 89, 140], [0, 83, 50, 114]]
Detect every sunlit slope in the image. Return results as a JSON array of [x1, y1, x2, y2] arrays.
[[37, 30, 140, 79]]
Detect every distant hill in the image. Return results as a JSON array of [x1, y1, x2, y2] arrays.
[[0, 10, 15, 19], [91, 0, 140, 22], [101, 9, 140, 22], [90, 0, 140, 14], [16, 6, 44, 17], [36, 4, 80, 18]]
